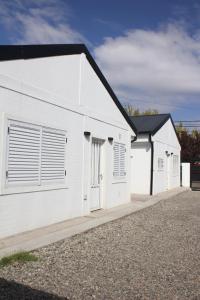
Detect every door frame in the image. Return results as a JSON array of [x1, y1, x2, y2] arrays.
[[89, 137, 105, 211], [165, 152, 171, 190]]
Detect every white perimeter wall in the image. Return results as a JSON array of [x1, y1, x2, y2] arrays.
[[131, 135, 151, 194], [0, 53, 134, 238], [181, 163, 191, 188], [131, 141, 151, 194], [152, 119, 181, 195]]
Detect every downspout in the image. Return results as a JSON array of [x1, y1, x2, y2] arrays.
[[149, 134, 154, 195], [130, 135, 137, 199], [131, 136, 137, 143]]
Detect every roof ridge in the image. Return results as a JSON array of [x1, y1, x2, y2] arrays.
[[130, 113, 170, 118], [129, 113, 172, 135]]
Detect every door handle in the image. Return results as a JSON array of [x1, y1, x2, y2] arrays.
[[99, 174, 103, 180]]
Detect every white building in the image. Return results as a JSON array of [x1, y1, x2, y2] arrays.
[[0, 44, 136, 239], [130, 114, 181, 195]]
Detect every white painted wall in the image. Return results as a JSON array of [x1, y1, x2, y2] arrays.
[[81, 55, 129, 128], [153, 141, 180, 194], [131, 141, 151, 194], [152, 119, 181, 194], [130, 118, 181, 195], [0, 55, 81, 107], [0, 53, 135, 238], [181, 163, 191, 188], [83, 117, 131, 210], [152, 118, 180, 148]]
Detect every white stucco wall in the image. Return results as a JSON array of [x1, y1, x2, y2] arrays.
[[181, 163, 191, 188], [152, 119, 181, 195], [131, 140, 151, 194], [130, 118, 181, 196], [0, 53, 135, 238], [0, 55, 81, 107]]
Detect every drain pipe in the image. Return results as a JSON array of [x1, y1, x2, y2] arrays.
[[131, 136, 137, 143], [149, 134, 154, 196]]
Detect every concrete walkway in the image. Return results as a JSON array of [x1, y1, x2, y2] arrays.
[[0, 187, 189, 258]]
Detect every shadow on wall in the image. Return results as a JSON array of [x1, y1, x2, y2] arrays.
[[0, 278, 68, 300]]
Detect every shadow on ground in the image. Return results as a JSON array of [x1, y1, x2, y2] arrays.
[[0, 278, 67, 300]]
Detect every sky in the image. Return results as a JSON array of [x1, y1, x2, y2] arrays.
[[0, 0, 200, 122]]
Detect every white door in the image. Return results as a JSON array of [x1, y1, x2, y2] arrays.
[[90, 138, 103, 211], [166, 154, 171, 190]]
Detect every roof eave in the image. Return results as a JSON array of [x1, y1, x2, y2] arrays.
[[137, 131, 151, 135], [0, 44, 137, 134]]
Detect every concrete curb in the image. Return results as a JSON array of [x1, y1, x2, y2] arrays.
[[0, 187, 189, 258]]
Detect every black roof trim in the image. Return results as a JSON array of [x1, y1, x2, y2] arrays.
[[152, 114, 170, 135], [0, 44, 86, 61], [153, 114, 181, 146], [129, 113, 180, 143], [0, 44, 137, 133], [169, 115, 181, 144]]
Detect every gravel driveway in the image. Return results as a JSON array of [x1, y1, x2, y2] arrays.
[[0, 190, 200, 300]]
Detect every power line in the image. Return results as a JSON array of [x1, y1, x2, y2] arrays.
[[175, 120, 200, 123], [129, 98, 197, 111], [174, 120, 200, 131], [178, 126, 200, 128]]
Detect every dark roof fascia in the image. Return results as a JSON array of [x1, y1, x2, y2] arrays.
[[152, 114, 180, 145], [129, 113, 170, 136], [136, 131, 154, 135], [0, 44, 137, 134], [151, 114, 170, 135], [168, 115, 181, 145], [150, 114, 180, 145], [131, 113, 180, 145], [83, 48, 138, 134], [132, 114, 170, 135], [0, 44, 86, 61]]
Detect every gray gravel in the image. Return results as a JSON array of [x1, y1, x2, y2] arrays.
[[0, 190, 200, 300]]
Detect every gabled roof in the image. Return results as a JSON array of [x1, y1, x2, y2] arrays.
[[0, 44, 137, 134], [129, 114, 173, 135]]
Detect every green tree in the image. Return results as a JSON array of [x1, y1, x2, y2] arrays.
[[177, 128, 200, 162], [175, 122, 187, 135], [143, 109, 159, 115], [124, 104, 158, 116]]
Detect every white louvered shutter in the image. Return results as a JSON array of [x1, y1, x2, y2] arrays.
[[113, 142, 120, 177], [41, 127, 66, 184], [119, 144, 126, 176], [7, 120, 41, 186], [113, 142, 126, 178]]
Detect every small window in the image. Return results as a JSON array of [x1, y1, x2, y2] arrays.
[[173, 155, 179, 176], [158, 158, 164, 171], [113, 142, 126, 178], [6, 119, 66, 187]]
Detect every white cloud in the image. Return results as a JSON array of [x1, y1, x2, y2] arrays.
[[0, 0, 88, 44], [0, 1, 199, 113], [94, 24, 200, 111], [14, 13, 85, 44]]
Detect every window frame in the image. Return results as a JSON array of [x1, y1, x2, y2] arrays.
[[113, 141, 127, 181], [1, 114, 68, 195]]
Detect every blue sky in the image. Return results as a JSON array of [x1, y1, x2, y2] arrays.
[[0, 0, 200, 122]]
